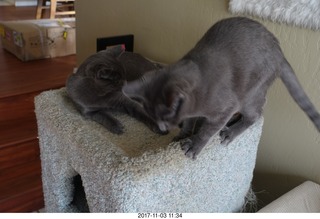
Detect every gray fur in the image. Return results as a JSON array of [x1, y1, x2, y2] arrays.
[[66, 47, 165, 135], [123, 17, 320, 159]]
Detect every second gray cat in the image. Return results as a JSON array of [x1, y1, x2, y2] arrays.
[[66, 46, 165, 135], [123, 17, 320, 159]]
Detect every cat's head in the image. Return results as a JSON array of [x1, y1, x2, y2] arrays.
[[94, 60, 125, 86], [122, 71, 186, 132], [82, 50, 126, 88]]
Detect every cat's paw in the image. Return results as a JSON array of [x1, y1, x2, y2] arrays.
[[180, 138, 200, 160]]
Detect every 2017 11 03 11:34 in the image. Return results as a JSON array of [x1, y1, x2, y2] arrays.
[[137, 213, 183, 218]]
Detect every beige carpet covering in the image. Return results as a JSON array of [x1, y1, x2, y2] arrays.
[[35, 88, 263, 212]]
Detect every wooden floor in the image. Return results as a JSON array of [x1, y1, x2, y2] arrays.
[[0, 5, 33, 20], [0, 6, 76, 98], [0, 6, 76, 212]]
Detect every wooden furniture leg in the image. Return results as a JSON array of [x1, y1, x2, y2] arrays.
[[50, 0, 57, 19], [36, 0, 46, 19]]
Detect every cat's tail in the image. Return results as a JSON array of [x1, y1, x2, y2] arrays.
[[279, 58, 320, 132]]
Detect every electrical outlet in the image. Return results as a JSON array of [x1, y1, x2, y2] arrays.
[[96, 34, 134, 52]]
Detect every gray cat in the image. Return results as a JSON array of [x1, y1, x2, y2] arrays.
[[123, 17, 320, 159], [66, 46, 165, 135]]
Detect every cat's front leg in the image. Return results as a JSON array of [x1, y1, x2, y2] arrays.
[[179, 116, 231, 159], [173, 117, 205, 142]]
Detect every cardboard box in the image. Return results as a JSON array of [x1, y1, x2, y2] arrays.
[[0, 18, 76, 61]]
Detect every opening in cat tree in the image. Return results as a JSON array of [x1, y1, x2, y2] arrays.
[[71, 174, 89, 212]]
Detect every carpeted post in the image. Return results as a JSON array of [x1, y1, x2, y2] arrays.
[[35, 88, 263, 212]]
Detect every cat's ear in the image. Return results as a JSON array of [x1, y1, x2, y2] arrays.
[[122, 80, 146, 104], [105, 45, 125, 57]]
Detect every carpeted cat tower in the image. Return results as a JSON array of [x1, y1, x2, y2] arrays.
[[35, 88, 263, 212]]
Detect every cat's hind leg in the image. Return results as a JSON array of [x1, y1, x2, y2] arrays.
[[220, 99, 265, 145]]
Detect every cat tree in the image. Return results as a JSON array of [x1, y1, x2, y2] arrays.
[[35, 88, 263, 212]]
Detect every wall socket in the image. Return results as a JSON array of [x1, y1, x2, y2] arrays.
[[96, 34, 134, 52]]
